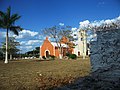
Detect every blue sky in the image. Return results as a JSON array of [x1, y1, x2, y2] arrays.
[[0, 0, 120, 53]]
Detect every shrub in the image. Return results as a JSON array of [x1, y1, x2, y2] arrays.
[[42, 56, 46, 59], [69, 54, 77, 59], [0, 52, 4, 60], [50, 55, 56, 60], [66, 53, 70, 57], [35, 54, 39, 58]]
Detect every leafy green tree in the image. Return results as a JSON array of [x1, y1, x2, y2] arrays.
[[0, 48, 4, 60], [0, 6, 23, 63], [25, 47, 40, 58], [2, 37, 20, 60]]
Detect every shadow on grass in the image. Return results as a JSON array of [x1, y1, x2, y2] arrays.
[[53, 72, 120, 90]]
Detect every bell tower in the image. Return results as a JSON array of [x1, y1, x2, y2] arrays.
[[78, 29, 87, 58]]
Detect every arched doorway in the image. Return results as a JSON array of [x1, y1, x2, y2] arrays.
[[78, 51, 80, 56], [46, 51, 49, 58]]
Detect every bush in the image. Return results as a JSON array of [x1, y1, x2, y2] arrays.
[[35, 54, 39, 58], [42, 56, 46, 59], [66, 53, 70, 57], [0, 52, 4, 60], [68, 54, 77, 59], [50, 55, 56, 60]]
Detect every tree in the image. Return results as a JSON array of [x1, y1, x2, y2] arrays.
[[24, 47, 40, 58], [1, 37, 20, 60], [0, 47, 4, 60], [0, 6, 23, 63], [43, 25, 73, 59]]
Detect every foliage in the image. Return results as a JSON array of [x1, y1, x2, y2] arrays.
[[66, 52, 70, 57], [42, 56, 46, 59], [24, 47, 40, 57], [35, 54, 39, 58], [68, 54, 77, 59], [1, 37, 20, 55], [0, 6, 23, 63], [49, 55, 56, 60], [0, 48, 4, 60], [0, 6, 23, 33]]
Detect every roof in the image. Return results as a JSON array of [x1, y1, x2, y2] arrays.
[[51, 42, 68, 48]]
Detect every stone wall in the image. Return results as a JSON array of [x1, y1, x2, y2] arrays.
[[90, 29, 120, 72], [55, 30, 120, 90]]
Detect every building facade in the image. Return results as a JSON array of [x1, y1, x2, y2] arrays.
[[73, 29, 88, 56], [40, 37, 73, 58], [40, 29, 89, 58]]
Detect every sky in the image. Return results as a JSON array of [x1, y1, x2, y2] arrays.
[[0, 0, 120, 53]]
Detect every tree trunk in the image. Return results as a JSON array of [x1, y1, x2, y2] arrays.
[[59, 47, 63, 59], [4, 29, 8, 63], [10, 54, 12, 60], [59, 54, 62, 59]]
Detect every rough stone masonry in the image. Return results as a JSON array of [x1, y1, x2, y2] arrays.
[[55, 29, 120, 90], [90, 29, 120, 79], [90, 29, 120, 72]]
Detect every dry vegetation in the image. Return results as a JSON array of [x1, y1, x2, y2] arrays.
[[0, 57, 91, 90]]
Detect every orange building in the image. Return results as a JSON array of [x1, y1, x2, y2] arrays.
[[40, 37, 73, 58]]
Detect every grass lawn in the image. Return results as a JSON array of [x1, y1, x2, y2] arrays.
[[0, 57, 91, 90]]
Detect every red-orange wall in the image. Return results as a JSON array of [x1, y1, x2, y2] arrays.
[[40, 37, 55, 57], [40, 37, 74, 58]]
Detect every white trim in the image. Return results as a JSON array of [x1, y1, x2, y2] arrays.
[[51, 42, 68, 47], [39, 46, 42, 58], [53, 46, 55, 56], [40, 46, 41, 57]]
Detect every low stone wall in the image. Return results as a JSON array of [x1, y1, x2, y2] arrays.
[[90, 29, 120, 74]]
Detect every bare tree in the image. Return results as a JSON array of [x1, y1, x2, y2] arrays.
[[42, 25, 72, 59]]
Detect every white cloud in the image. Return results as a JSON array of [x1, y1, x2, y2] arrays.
[[25, 46, 33, 49], [20, 40, 42, 46], [59, 23, 64, 26], [20, 41, 26, 45], [38, 35, 46, 40], [71, 27, 77, 35], [89, 20, 104, 28], [19, 45, 33, 53], [19, 40, 42, 53], [71, 27, 78, 40], [0, 32, 6, 38], [20, 45, 33, 49], [79, 16, 120, 42], [104, 19, 112, 24], [0, 30, 43, 53], [117, 16, 120, 20], [79, 16, 120, 31], [26, 40, 41, 45], [79, 20, 90, 29], [71, 27, 77, 31], [13, 29, 38, 39]]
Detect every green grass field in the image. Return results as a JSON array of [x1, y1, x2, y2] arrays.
[[0, 58, 91, 90]]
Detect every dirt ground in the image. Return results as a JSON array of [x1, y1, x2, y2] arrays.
[[0, 58, 91, 90]]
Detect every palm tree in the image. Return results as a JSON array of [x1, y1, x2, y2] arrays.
[[0, 6, 23, 63]]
